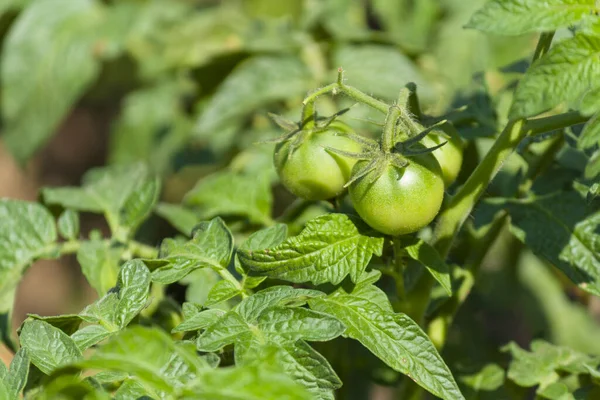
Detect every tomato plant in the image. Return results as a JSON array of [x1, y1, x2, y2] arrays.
[[1, 1, 600, 400]]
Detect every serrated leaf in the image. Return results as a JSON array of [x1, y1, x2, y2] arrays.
[[77, 327, 199, 395], [257, 307, 345, 343], [502, 340, 598, 387], [404, 238, 452, 296], [172, 308, 226, 333], [1, 0, 102, 162], [505, 192, 600, 295], [308, 286, 464, 400], [466, 0, 598, 35], [71, 325, 112, 351], [43, 163, 151, 235], [240, 340, 341, 400], [239, 214, 384, 285], [77, 239, 123, 296], [0, 199, 57, 298], [236, 286, 325, 323], [197, 311, 251, 352], [120, 177, 160, 232], [151, 217, 233, 284], [510, 34, 600, 119], [57, 209, 79, 241], [194, 56, 310, 143], [239, 224, 288, 251], [155, 203, 201, 236], [184, 171, 273, 226], [184, 364, 312, 400], [5, 348, 29, 400], [205, 280, 240, 306], [79, 259, 151, 331], [27, 314, 83, 336], [579, 112, 600, 149], [113, 378, 149, 400], [19, 319, 82, 375]]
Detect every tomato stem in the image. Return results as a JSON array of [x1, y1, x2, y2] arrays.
[[382, 105, 401, 152]]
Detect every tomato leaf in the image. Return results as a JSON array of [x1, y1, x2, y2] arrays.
[[1, 0, 103, 162], [196, 311, 251, 352], [403, 238, 452, 296], [308, 284, 465, 400], [172, 308, 225, 333], [466, 0, 598, 35], [184, 171, 273, 226], [510, 34, 600, 119], [154, 203, 201, 236], [76, 239, 124, 296], [151, 217, 234, 284], [238, 214, 384, 285], [205, 280, 241, 306], [4, 348, 30, 400], [19, 320, 82, 375], [0, 200, 58, 314], [505, 192, 600, 295], [57, 210, 80, 241], [236, 286, 325, 323]]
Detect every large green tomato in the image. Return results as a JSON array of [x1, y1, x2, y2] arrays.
[[348, 154, 444, 236], [274, 123, 362, 200], [421, 131, 463, 187]]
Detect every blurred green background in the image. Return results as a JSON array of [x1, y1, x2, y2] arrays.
[[3, 0, 599, 398]]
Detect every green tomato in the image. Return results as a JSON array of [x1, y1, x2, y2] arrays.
[[421, 131, 463, 187], [274, 123, 362, 200], [349, 154, 444, 236]]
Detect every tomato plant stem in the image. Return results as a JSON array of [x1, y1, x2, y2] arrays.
[[383, 105, 401, 152]]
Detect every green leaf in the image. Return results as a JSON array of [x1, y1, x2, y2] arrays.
[[194, 56, 310, 145], [57, 209, 80, 241], [113, 378, 149, 400], [77, 326, 200, 395], [77, 239, 123, 296], [151, 217, 234, 284], [236, 286, 325, 323], [0, 200, 57, 298], [510, 34, 600, 119], [43, 163, 151, 235], [465, 0, 598, 35], [172, 308, 226, 333], [1, 0, 102, 162], [332, 45, 432, 102], [502, 340, 598, 387], [184, 171, 273, 226], [308, 285, 464, 400], [459, 364, 505, 398], [120, 177, 160, 232], [257, 307, 345, 343], [19, 319, 82, 375], [238, 214, 384, 285], [205, 280, 241, 306], [239, 224, 288, 251], [403, 238, 452, 296], [586, 149, 600, 179], [537, 382, 573, 400], [240, 340, 341, 400], [79, 260, 151, 331], [5, 348, 29, 400], [71, 325, 112, 351], [0, 382, 8, 400], [155, 203, 201, 236], [505, 192, 600, 295], [27, 314, 83, 335], [196, 312, 251, 352], [579, 112, 600, 149], [184, 364, 313, 400]]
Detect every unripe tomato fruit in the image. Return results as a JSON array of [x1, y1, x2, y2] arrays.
[[274, 122, 362, 200], [421, 131, 463, 187], [348, 154, 444, 236]]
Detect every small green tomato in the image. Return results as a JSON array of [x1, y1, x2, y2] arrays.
[[348, 154, 444, 236], [274, 122, 362, 200], [421, 131, 463, 187]]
